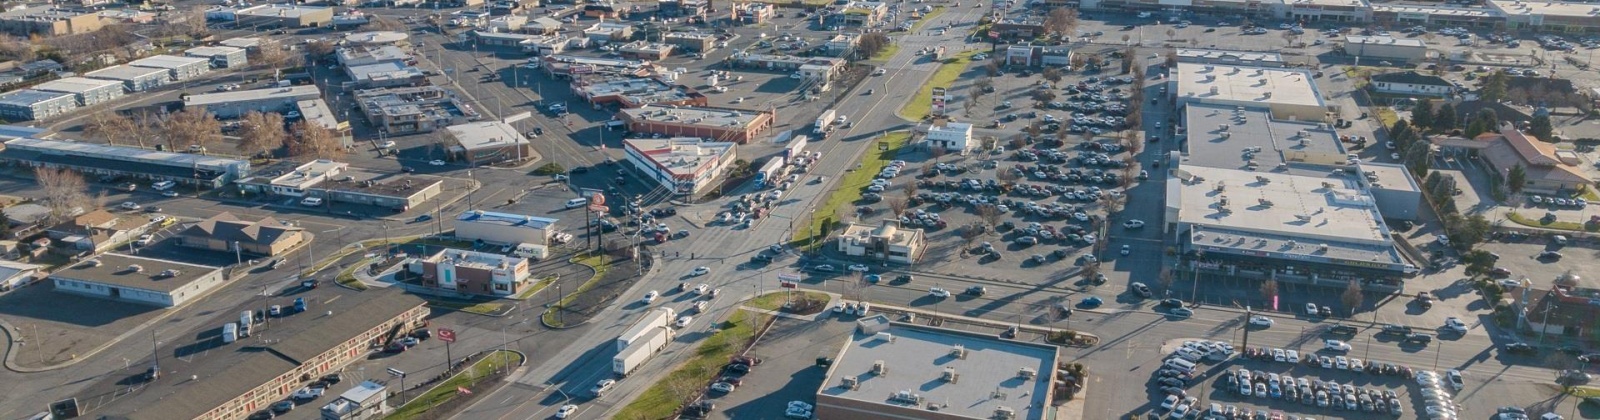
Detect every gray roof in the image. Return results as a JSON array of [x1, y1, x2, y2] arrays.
[[820, 322, 1056, 420], [33, 77, 123, 94], [1371, 71, 1451, 87], [456, 210, 557, 229], [0, 89, 74, 107], [1182, 103, 1343, 171], [180, 212, 304, 246], [103, 289, 426, 420], [52, 253, 221, 293]]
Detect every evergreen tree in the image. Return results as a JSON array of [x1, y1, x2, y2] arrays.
[[1481, 70, 1509, 103], [1433, 103, 1458, 133], [1411, 99, 1435, 130], [1529, 114, 1554, 140]]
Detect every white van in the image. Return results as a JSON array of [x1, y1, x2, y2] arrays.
[[239, 311, 253, 337], [1163, 357, 1196, 373], [513, 243, 547, 259], [301, 197, 323, 207], [565, 198, 588, 209], [222, 323, 238, 344], [152, 180, 176, 191]]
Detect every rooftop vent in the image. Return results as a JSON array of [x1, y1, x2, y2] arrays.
[[891, 390, 922, 404], [1017, 367, 1037, 380], [950, 344, 966, 359], [126, 264, 144, 273], [1319, 243, 1330, 252], [995, 407, 1017, 420], [941, 367, 959, 383], [873, 360, 889, 376], [1255, 176, 1270, 184], [1258, 199, 1274, 207], [841, 375, 860, 390]]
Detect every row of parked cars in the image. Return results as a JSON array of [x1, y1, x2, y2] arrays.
[[1227, 367, 1407, 416]]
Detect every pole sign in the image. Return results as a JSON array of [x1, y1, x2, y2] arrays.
[[437, 328, 457, 343], [781, 281, 798, 289], [777, 272, 802, 282], [931, 87, 948, 114], [387, 368, 407, 378]]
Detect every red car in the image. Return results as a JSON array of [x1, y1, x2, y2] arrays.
[[1489, 267, 1513, 277]]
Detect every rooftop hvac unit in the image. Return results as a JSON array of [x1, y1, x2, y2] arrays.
[[1287, 240, 1298, 247], [1318, 123, 1329, 130], [891, 390, 922, 404], [1219, 124, 1229, 131], [876, 332, 894, 343], [1222, 132, 1231, 139], [1258, 78, 1268, 85], [1255, 176, 1269, 184], [1322, 182, 1334, 188], [1219, 197, 1230, 207], [995, 407, 1017, 420], [841, 376, 859, 389], [1259, 199, 1273, 207], [950, 344, 967, 359], [1215, 182, 1226, 192], [1209, 85, 1218, 94], [1320, 243, 1330, 252], [1300, 139, 1309, 147], [127, 264, 144, 273], [1298, 130, 1308, 138], [1204, 65, 1214, 71], [942, 367, 959, 383], [159, 269, 181, 277], [1264, 92, 1273, 98], [1296, 215, 1313, 222], [873, 360, 888, 375], [1017, 367, 1037, 380]]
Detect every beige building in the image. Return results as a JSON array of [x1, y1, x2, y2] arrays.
[[178, 212, 309, 257], [410, 248, 532, 296], [835, 220, 926, 264], [0, 6, 104, 36]]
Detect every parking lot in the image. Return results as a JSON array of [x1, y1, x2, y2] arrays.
[[696, 316, 853, 420]]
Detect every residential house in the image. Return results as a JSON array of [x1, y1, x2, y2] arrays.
[[46, 209, 156, 253], [178, 212, 309, 257], [1370, 71, 1457, 97]]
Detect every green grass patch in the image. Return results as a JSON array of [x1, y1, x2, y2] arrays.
[[900, 50, 978, 120], [426, 298, 507, 316], [513, 274, 559, 300], [790, 132, 910, 249], [385, 350, 524, 420], [334, 260, 371, 291], [746, 291, 830, 311], [614, 310, 774, 420], [909, 7, 946, 32], [1375, 107, 1399, 130], [1579, 188, 1600, 203], [541, 252, 609, 327], [869, 43, 901, 61], [1506, 211, 1598, 232]]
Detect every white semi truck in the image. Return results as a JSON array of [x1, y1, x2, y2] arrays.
[[814, 109, 837, 135], [613, 326, 673, 377], [616, 308, 675, 351]]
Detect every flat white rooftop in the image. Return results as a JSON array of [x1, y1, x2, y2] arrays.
[[128, 54, 209, 69], [184, 85, 321, 108], [33, 77, 122, 94], [619, 105, 763, 129], [1174, 62, 1324, 109], [1176, 165, 1391, 247], [185, 46, 246, 56], [1371, 4, 1499, 18], [85, 65, 169, 81], [445, 121, 528, 151], [1176, 48, 1285, 64], [237, 3, 329, 18], [1357, 162, 1420, 193], [1182, 104, 1343, 170], [1344, 35, 1426, 48], [1290, 0, 1370, 7], [0, 90, 72, 106], [1490, 0, 1600, 18], [624, 138, 736, 178], [821, 322, 1055, 420]]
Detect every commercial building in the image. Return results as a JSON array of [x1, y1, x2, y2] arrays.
[[1489, 0, 1600, 32], [182, 85, 322, 118], [229, 160, 346, 199], [526, 16, 564, 35], [615, 105, 773, 143], [520, 34, 571, 56], [296, 99, 348, 135], [0, 6, 104, 36], [1003, 45, 1074, 68], [732, 2, 774, 24], [835, 220, 927, 264], [1371, 4, 1501, 28], [1431, 124, 1592, 193], [90, 289, 428, 420], [538, 55, 657, 79], [185, 46, 251, 69], [234, 4, 335, 28], [45, 209, 158, 253], [475, 31, 540, 49], [50, 253, 226, 308], [409, 247, 532, 296], [444, 121, 534, 165], [179, 212, 309, 257], [219, 37, 264, 51], [347, 61, 427, 89], [1286, 0, 1373, 22], [816, 318, 1058, 420], [623, 137, 738, 196], [827, 1, 888, 26], [1175, 48, 1286, 67], [354, 86, 479, 135], [726, 53, 844, 79], [86, 65, 174, 92], [486, 14, 528, 32], [0, 89, 77, 121], [454, 210, 558, 247], [1342, 35, 1428, 63], [663, 32, 717, 52], [1356, 162, 1422, 221], [234, 160, 442, 211], [582, 22, 635, 42], [34, 77, 126, 106], [618, 41, 676, 60], [320, 380, 390, 420], [0, 137, 252, 188], [925, 120, 974, 153], [574, 77, 708, 108], [1370, 71, 1458, 97], [1170, 62, 1331, 122], [128, 54, 212, 81]]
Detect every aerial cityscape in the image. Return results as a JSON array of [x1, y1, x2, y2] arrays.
[[0, 0, 1593, 418]]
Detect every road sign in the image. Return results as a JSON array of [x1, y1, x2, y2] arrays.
[[387, 368, 407, 378], [781, 281, 798, 289], [437, 328, 456, 343], [503, 111, 532, 124], [777, 272, 801, 282], [588, 204, 609, 213], [988, 31, 999, 38]]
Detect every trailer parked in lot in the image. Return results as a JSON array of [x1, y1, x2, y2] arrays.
[[613, 326, 672, 377], [617, 308, 675, 351]]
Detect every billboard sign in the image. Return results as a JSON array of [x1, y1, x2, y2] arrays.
[[777, 272, 802, 282], [437, 328, 457, 343]]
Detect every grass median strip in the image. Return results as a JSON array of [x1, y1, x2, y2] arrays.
[[334, 259, 371, 291], [899, 50, 978, 120], [613, 309, 773, 420], [747, 291, 830, 311], [909, 7, 946, 32], [1507, 211, 1597, 232], [513, 274, 559, 300], [792, 131, 910, 248], [541, 252, 608, 327], [385, 350, 524, 420]]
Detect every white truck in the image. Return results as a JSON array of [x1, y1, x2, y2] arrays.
[[814, 109, 837, 135], [616, 307, 675, 351], [613, 326, 672, 377]]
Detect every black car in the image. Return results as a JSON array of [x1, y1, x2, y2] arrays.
[[321, 373, 343, 384], [1538, 251, 1564, 260], [1404, 333, 1433, 344], [724, 363, 751, 374], [682, 400, 716, 418], [1560, 345, 1584, 355], [1159, 298, 1183, 307], [1328, 325, 1359, 335], [410, 328, 432, 340], [1122, 24, 1137, 30], [414, 214, 433, 223], [1506, 342, 1537, 355], [894, 274, 914, 283], [966, 286, 987, 296], [571, 166, 591, 174], [1379, 324, 1412, 336], [1318, 306, 1333, 317]]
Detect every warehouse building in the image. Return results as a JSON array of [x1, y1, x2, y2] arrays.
[[1356, 162, 1422, 221], [1489, 0, 1600, 32], [816, 319, 1058, 420], [88, 289, 428, 420], [0, 138, 251, 188], [346, 61, 427, 88], [1341, 35, 1428, 63], [129, 54, 212, 81], [50, 253, 227, 308], [182, 85, 322, 118], [234, 3, 334, 28], [0, 6, 104, 36], [615, 105, 774, 144], [1170, 62, 1331, 122], [34, 77, 125, 106], [0, 89, 77, 121], [86, 65, 173, 92], [444, 121, 534, 166], [354, 86, 479, 135], [185, 46, 250, 69], [623, 137, 737, 196], [454, 209, 558, 247]]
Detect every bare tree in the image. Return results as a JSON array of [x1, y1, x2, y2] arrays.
[[130, 111, 165, 149], [1341, 281, 1364, 315], [253, 39, 305, 72], [286, 121, 346, 160], [996, 166, 1020, 183], [902, 180, 918, 198], [163, 107, 222, 152], [1042, 8, 1079, 38], [1099, 194, 1127, 214], [0, 38, 35, 62], [35, 168, 89, 221], [1158, 266, 1175, 293], [960, 223, 984, 248], [930, 146, 947, 162], [847, 271, 869, 301], [236, 111, 287, 158], [82, 110, 137, 145], [1042, 67, 1063, 83], [977, 205, 1003, 230], [305, 40, 337, 57], [886, 195, 909, 217], [972, 77, 994, 95], [1259, 279, 1279, 301]]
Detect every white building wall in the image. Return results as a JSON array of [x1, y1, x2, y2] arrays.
[[454, 219, 550, 246]]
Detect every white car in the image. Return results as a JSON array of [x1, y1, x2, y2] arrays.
[[847, 264, 870, 272], [1161, 394, 1180, 410], [379, 140, 397, 148], [134, 234, 153, 246], [120, 201, 141, 210], [1123, 219, 1146, 229], [1324, 339, 1351, 352], [1446, 369, 1465, 390], [641, 290, 660, 304], [690, 266, 710, 276], [290, 386, 324, 400], [1249, 316, 1274, 327], [694, 284, 710, 295], [1444, 317, 1469, 333], [1349, 358, 1365, 371], [428, 159, 446, 166], [1120, 245, 1131, 255], [1335, 356, 1349, 370], [1305, 302, 1319, 315], [1285, 350, 1299, 363], [162, 190, 179, 197], [675, 316, 693, 328], [929, 287, 951, 298], [710, 382, 736, 393], [555, 404, 578, 419]]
